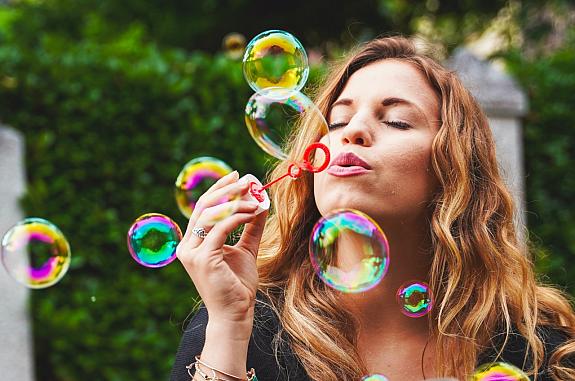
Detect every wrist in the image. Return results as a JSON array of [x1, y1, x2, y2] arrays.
[[201, 323, 252, 379], [206, 318, 254, 342]]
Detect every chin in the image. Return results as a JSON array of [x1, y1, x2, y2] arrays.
[[315, 195, 375, 217]]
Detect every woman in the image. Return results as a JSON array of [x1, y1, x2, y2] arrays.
[[170, 36, 575, 381]]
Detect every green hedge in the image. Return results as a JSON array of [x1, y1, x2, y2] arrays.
[[0, 10, 281, 381], [505, 46, 575, 296], [1, 4, 573, 380]]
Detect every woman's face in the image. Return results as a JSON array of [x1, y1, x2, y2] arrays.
[[314, 59, 441, 224]]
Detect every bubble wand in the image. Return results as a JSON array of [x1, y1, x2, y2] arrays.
[[243, 142, 330, 204]]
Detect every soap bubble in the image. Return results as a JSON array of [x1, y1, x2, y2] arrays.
[[222, 32, 246, 60], [243, 30, 308, 95], [1, 218, 71, 289], [175, 157, 233, 218], [361, 375, 389, 381], [245, 88, 329, 161], [396, 281, 433, 318], [471, 362, 529, 381], [309, 209, 389, 293], [127, 213, 182, 268]]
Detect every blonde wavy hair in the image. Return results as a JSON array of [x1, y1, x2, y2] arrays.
[[256, 36, 575, 380]]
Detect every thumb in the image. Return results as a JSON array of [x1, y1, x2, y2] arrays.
[[237, 210, 268, 256]]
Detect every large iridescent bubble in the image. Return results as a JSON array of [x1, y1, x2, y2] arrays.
[[309, 209, 390, 293], [396, 281, 433, 318], [471, 362, 529, 381], [245, 88, 329, 161], [127, 213, 182, 268], [1, 218, 71, 289], [175, 157, 233, 218], [243, 30, 308, 95]]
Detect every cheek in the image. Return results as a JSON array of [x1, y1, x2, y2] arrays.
[[313, 172, 329, 215], [395, 146, 430, 172], [383, 143, 436, 195]]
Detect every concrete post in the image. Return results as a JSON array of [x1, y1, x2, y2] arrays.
[[446, 49, 528, 236], [0, 126, 34, 381]]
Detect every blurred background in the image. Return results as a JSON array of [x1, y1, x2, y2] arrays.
[[0, 0, 573, 380]]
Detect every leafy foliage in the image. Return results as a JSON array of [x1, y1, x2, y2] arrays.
[[504, 40, 575, 295], [0, 1, 574, 379], [7, 0, 509, 52], [0, 9, 283, 381]]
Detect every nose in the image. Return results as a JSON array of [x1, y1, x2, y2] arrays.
[[340, 115, 372, 146]]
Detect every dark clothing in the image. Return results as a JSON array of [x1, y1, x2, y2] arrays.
[[170, 296, 571, 381], [477, 325, 571, 380], [170, 297, 309, 381]]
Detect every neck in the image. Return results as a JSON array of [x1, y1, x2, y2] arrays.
[[336, 214, 437, 377], [338, 213, 433, 337]]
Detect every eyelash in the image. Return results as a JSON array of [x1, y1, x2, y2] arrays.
[[328, 122, 347, 130], [328, 121, 412, 130]]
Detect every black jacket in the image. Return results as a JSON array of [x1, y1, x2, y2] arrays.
[[170, 296, 572, 381]]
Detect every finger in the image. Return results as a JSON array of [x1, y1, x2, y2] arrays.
[[201, 212, 260, 252], [187, 200, 258, 248], [184, 170, 240, 239], [198, 180, 250, 213], [184, 181, 249, 247], [236, 210, 268, 257], [205, 169, 240, 194], [196, 200, 259, 228], [201, 173, 248, 206]]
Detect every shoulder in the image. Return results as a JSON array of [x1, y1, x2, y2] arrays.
[[169, 292, 311, 381], [478, 325, 572, 380]]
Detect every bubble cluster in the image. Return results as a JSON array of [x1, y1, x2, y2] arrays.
[[127, 213, 182, 268], [245, 88, 329, 160], [1, 218, 71, 289], [396, 281, 433, 318], [361, 375, 389, 381], [309, 209, 389, 293], [175, 157, 233, 218], [243, 30, 308, 95], [471, 362, 529, 381]]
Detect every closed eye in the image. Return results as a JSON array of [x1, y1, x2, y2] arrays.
[[383, 120, 411, 130], [329, 120, 412, 130], [328, 122, 347, 130]]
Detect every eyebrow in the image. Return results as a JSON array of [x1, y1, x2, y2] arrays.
[[330, 96, 438, 128], [331, 97, 418, 109]]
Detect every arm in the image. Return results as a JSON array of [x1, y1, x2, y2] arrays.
[[199, 315, 254, 379], [173, 171, 267, 381]]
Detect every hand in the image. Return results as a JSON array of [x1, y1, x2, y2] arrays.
[[176, 170, 268, 330]]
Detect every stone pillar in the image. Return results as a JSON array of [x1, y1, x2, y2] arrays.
[[0, 126, 35, 381], [446, 49, 528, 236]]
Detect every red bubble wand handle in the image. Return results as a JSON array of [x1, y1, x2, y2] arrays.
[[249, 142, 330, 202]]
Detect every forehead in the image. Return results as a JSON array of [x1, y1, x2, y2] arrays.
[[334, 59, 439, 120]]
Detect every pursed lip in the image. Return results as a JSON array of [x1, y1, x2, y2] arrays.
[[327, 152, 371, 177]]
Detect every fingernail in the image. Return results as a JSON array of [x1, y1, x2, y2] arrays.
[[226, 170, 239, 179]]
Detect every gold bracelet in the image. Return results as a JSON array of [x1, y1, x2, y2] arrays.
[[186, 361, 217, 380], [195, 362, 221, 380], [187, 361, 225, 381], [194, 355, 258, 381]]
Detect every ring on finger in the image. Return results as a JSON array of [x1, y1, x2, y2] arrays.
[[191, 226, 208, 239]]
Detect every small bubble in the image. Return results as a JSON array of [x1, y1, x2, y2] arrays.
[[472, 362, 529, 380], [127, 213, 182, 268], [1, 218, 71, 289]]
